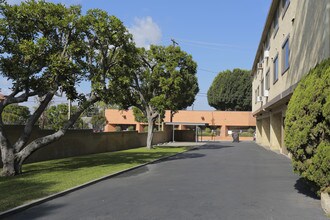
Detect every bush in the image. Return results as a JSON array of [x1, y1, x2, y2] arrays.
[[127, 126, 134, 131], [240, 132, 253, 137], [284, 58, 330, 194], [143, 126, 148, 132], [247, 128, 255, 134]]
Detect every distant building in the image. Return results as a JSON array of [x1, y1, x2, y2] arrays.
[[252, 0, 330, 154], [0, 93, 6, 102], [104, 109, 256, 140]]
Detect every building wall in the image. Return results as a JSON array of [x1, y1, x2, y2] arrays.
[[104, 109, 256, 139], [252, 0, 330, 154]]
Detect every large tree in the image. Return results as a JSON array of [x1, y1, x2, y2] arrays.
[[120, 45, 199, 149], [0, 1, 135, 176], [207, 68, 252, 111], [2, 104, 30, 125]]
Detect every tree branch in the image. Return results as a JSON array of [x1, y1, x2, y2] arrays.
[[3, 91, 39, 106], [16, 94, 100, 163], [14, 92, 55, 152]]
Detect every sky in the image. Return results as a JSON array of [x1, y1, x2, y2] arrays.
[[1, 0, 272, 110]]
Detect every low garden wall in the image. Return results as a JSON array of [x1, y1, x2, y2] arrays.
[[0, 125, 174, 165]]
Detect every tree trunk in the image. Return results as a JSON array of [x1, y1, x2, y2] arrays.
[[0, 95, 99, 176], [1, 146, 18, 176], [146, 116, 154, 149]]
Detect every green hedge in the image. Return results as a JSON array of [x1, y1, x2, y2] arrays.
[[284, 58, 330, 194]]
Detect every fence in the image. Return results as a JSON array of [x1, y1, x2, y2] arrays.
[[1, 125, 175, 165]]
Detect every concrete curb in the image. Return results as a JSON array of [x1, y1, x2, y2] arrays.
[[321, 192, 330, 216], [0, 145, 201, 219]]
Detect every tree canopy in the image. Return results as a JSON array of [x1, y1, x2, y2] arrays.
[[0, 0, 136, 176], [43, 104, 86, 130], [2, 104, 30, 125], [207, 69, 252, 111], [119, 45, 199, 148]]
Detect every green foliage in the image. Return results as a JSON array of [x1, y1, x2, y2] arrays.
[[284, 58, 330, 193], [86, 102, 108, 131], [114, 45, 199, 148], [247, 128, 255, 134], [127, 126, 134, 131], [240, 132, 253, 137], [132, 107, 147, 123], [91, 114, 106, 131], [44, 104, 85, 130], [115, 126, 122, 132], [81, 8, 137, 106], [0, 0, 85, 100], [0, 0, 142, 176], [2, 104, 30, 125], [207, 69, 252, 111], [122, 45, 199, 115], [0, 0, 136, 126]]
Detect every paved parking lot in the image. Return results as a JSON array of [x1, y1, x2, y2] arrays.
[[7, 142, 328, 220]]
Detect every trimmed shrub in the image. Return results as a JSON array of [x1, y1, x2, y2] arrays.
[[284, 58, 330, 194]]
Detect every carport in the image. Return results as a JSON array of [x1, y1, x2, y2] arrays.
[[165, 122, 209, 142]]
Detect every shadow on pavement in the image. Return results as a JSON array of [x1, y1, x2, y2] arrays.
[[198, 144, 235, 150], [294, 178, 319, 200], [164, 152, 205, 161], [3, 204, 65, 220]]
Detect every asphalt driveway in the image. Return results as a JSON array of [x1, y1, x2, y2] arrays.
[[5, 142, 328, 220]]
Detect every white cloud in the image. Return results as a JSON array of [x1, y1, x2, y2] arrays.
[[128, 16, 162, 49]]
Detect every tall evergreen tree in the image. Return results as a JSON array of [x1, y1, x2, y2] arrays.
[[207, 68, 252, 111]]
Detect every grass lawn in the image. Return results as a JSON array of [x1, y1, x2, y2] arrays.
[[0, 146, 189, 213]]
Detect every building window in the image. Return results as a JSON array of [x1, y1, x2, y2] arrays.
[[257, 86, 260, 98], [273, 55, 279, 84], [282, 0, 290, 18], [261, 79, 264, 96], [265, 69, 270, 90], [273, 8, 279, 37], [282, 37, 290, 74], [265, 32, 270, 50], [255, 89, 258, 104], [255, 87, 260, 104]]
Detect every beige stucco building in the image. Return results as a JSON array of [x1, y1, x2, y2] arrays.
[[252, 0, 330, 154]]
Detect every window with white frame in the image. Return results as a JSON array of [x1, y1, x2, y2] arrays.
[[273, 55, 279, 83], [282, 37, 290, 74]]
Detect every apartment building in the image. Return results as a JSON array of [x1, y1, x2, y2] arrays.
[[252, 0, 330, 154]]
